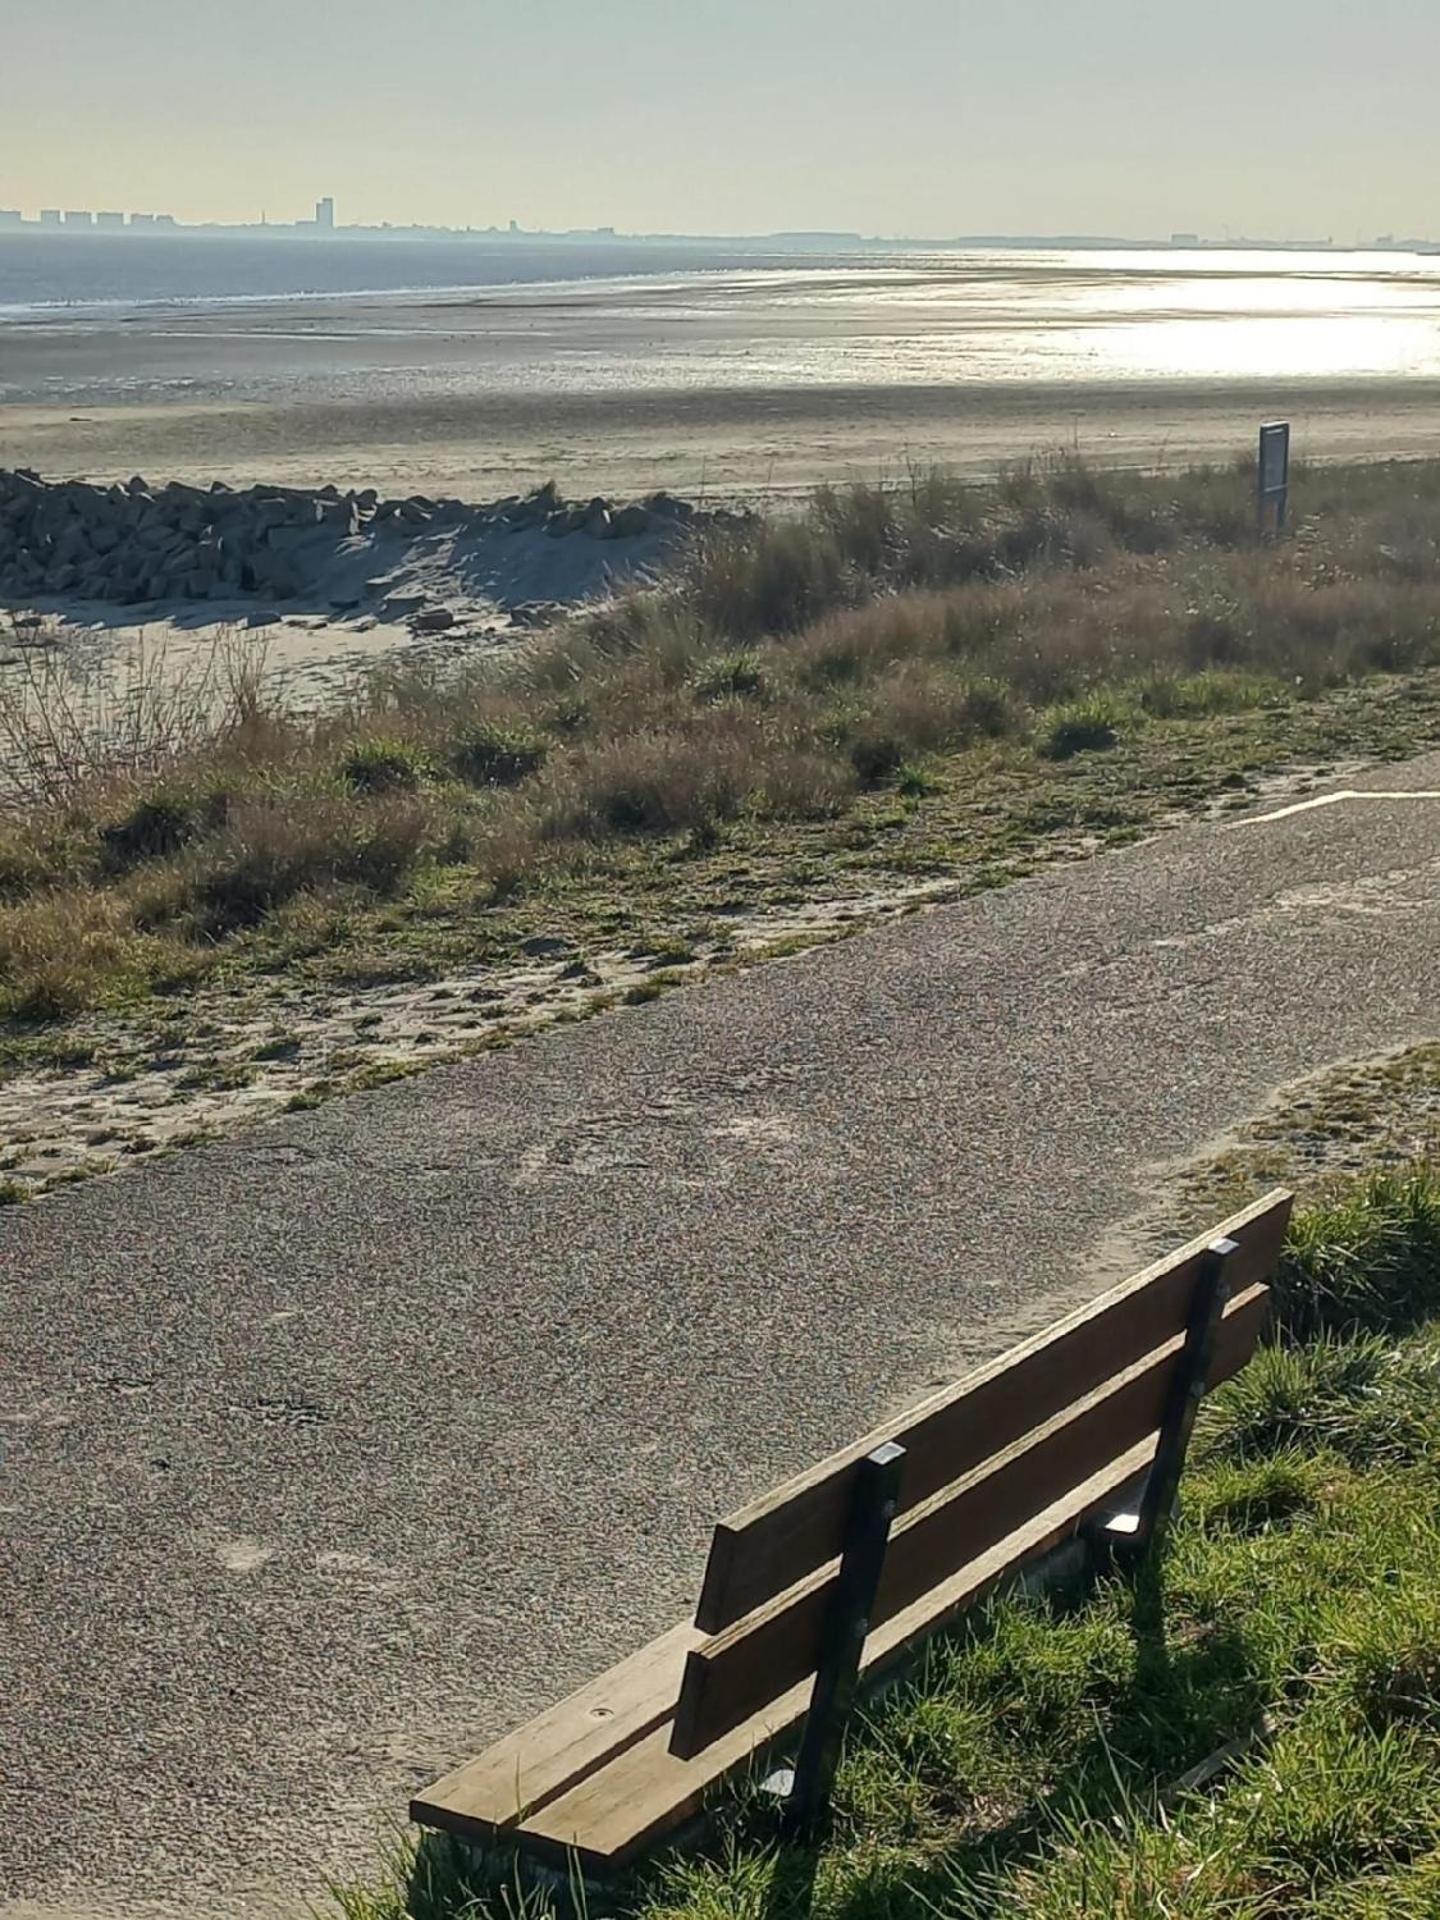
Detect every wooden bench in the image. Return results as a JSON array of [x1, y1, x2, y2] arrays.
[[412, 1188, 1292, 1875]]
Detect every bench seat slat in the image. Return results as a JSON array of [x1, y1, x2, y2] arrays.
[[410, 1621, 702, 1839], [697, 1190, 1292, 1632], [672, 1281, 1268, 1757], [522, 1436, 1159, 1871]]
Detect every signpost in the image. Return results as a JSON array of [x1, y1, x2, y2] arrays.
[[1257, 421, 1290, 537]]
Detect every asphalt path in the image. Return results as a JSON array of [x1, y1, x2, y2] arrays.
[[5, 754, 1440, 1918]]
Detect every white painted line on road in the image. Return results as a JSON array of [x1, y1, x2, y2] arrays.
[[1233, 790, 1440, 827]]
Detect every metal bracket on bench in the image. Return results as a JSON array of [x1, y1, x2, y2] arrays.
[[1095, 1235, 1237, 1567], [767, 1439, 906, 1840]]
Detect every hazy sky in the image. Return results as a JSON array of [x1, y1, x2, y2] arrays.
[[3, 0, 1436, 239]]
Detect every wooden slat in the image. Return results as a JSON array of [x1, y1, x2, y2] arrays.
[[409, 1621, 701, 1839], [522, 1437, 1159, 1871], [671, 1282, 1269, 1758], [695, 1190, 1291, 1632]]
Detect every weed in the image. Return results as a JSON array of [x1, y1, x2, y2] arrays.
[[692, 649, 769, 704], [450, 720, 548, 789], [100, 780, 224, 871], [340, 739, 428, 794], [1273, 1165, 1440, 1340], [1037, 693, 1131, 759]]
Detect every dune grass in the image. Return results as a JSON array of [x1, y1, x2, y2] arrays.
[[326, 1164, 1440, 1920], [4, 455, 1440, 1042]]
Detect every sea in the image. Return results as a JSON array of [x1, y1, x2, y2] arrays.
[[3, 236, 1440, 411], [0, 234, 825, 314]]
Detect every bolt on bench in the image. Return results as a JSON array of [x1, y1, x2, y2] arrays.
[[412, 1189, 1293, 1875]]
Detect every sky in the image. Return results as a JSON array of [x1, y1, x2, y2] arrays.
[[3, 0, 1437, 240]]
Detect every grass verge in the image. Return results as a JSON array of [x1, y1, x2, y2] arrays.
[[329, 1157, 1440, 1920]]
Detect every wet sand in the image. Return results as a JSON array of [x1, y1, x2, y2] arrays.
[[9, 376, 1440, 504]]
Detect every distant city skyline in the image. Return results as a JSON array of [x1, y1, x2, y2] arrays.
[[4, 0, 1440, 242], [1, 199, 1434, 253]]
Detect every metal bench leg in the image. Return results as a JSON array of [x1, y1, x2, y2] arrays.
[[777, 1440, 906, 1841], [1097, 1236, 1237, 1566]]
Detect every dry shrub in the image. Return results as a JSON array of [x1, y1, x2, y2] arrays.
[[0, 889, 154, 1019], [0, 819, 63, 899], [751, 746, 854, 819], [813, 482, 899, 574], [468, 802, 549, 901], [791, 601, 940, 688], [544, 721, 762, 840], [868, 664, 1027, 753], [96, 777, 231, 872], [0, 627, 275, 806], [686, 522, 851, 637], [188, 792, 430, 934]]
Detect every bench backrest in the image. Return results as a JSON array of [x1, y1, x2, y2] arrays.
[[669, 1188, 1292, 1760]]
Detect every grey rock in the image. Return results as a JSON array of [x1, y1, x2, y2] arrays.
[[510, 601, 559, 629], [410, 606, 456, 633], [378, 591, 428, 620]]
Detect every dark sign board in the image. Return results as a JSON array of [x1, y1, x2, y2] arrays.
[[1258, 421, 1290, 533]]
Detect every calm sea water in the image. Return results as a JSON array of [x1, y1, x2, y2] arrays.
[[3, 237, 1439, 407], [0, 234, 831, 313]]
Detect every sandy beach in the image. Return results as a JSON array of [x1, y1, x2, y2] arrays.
[[8, 375, 1440, 504]]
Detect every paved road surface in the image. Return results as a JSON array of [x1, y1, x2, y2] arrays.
[[5, 756, 1440, 1919]]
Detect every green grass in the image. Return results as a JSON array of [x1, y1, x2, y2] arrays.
[[1036, 692, 1132, 759], [325, 1162, 1440, 1920]]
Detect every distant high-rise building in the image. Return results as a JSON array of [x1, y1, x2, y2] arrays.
[[129, 213, 156, 229], [40, 209, 62, 228], [63, 210, 95, 228], [96, 210, 125, 230], [0, 209, 22, 229], [315, 196, 335, 232]]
